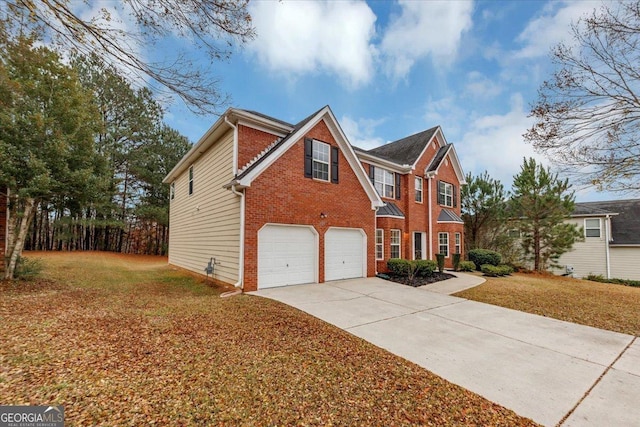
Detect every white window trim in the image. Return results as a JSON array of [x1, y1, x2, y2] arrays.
[[455, 232, 461, 254], [188, 165, 194, 195], [170, 182, 175, 200], [390, 229, 401, 259], [375, 168, 395, 199], [415, 176, 423, 203], [585, 218, 602, 238], [438, 181, 453, 207], [312, 140, 330, 182], [413, 231, 426, 260], [438, 232, 449, 257], [375, 229, 384, 260]]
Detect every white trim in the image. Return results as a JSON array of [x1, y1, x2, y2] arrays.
[[236, 118, 290, 139], [390, 229, 401, 259], [425, 143, 466, 185], [604, 215, 611, 279], [412, 231, 427, 260], [376, 214, 405, 219], [428, 175, 433, 259], [188, 165, 194, 195], [375, 228, 384, 260], [584, 218, 602, 238], [225, 114, 239, 176], [438, 232, 449, 257], [415, 176, 423, 203], [325, 227, 367, 281], [374, 167, 396, 199], [438, 181, 454, 207], [411, 126, 446, 169], [230, 185, 245, 289], [455, 232, 461, 255], [357, 152, 412, 174], [312, 140, 330, 182]]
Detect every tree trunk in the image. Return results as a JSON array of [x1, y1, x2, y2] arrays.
[[5, 197, 37, 280]]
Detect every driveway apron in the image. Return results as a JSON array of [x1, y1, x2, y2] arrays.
[[252, 277, 637, 427]]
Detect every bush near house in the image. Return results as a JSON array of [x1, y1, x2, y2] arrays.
[[452, 253, 461, 271], [436, 254, 445, 273], [585, 274, 640, 288], [481, 264, 514, 277], [458, 261, 476, 272], [387, 259, 437, 278], [468, 249, 502, 270]]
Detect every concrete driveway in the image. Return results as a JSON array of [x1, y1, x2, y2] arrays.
[[251, 277, 639, 427]]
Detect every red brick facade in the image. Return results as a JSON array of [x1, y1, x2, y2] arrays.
[[242, 120, 376, 292], [237, 124, 284, 171], [367, 136, 465, 271]]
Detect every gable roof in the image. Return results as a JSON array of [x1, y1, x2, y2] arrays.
[[228, 106, 384, 209], [426, 145, 452, 173], [366, 127, 439, 165], [572, 199, 640, 245]]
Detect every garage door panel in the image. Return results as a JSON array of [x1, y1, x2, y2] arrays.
[[258, 225, 316, 289], [325, 228, 365, 281]]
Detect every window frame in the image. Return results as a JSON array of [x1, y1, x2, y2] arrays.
[[455, 232, 461, 254], [390, 229, 401, 259], [312, 140, 330, 182], [415, 176, 423, 203], [438, 232, 449, 257], [170, 182, 175, 200], [585, 218, 601, 238], [375, 229, 384, 260], [188, 166, 194, 195], [374, 168, 395, 199], [438, 181, 453, 207]]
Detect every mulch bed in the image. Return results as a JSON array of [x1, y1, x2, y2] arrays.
[[383, 272, 456, 287]]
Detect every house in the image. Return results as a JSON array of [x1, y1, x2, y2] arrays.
[[163, 106, 465, 292], [555, 199, 640, 280]]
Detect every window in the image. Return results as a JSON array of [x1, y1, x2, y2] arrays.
[[438, 232, 449, 257], [188, 166, 194, 195], [170, 182, 175, 200], [438, 181, 454, 207], [585, 218, 601, 238], [390, 229, 401, 258], [375, 168, 395, 198], [415, 176, 423, 203], [455, 232, 461, 254], [312, 140, 330, 181], [375, 229, 384, 260]]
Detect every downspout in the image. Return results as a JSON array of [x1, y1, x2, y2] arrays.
[[427, 174, 433, 259], [225, 114, 239, 176], [374, 206, 379, 275], [605, 215, 611, 279]]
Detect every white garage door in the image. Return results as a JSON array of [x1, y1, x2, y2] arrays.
[[325, 228, 366, 281], [258, 225, 317, 289]]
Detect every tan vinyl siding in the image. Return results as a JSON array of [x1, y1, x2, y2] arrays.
[[168, 129, 240, 284], [555, 217, 607, 278], [610, 247, 640, 280]]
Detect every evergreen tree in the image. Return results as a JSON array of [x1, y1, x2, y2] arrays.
[[510, 158, 582, 272]]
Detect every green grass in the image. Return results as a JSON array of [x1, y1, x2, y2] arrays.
[[0, 251, 538, 426]]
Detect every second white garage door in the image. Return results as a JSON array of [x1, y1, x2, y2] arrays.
[[325, 228, 366, 281], [258, 225, 317, 289]]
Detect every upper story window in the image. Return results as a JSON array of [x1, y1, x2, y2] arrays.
[[585, 218, 601, 238], [375, 168, 395, 199], [415, 176, 423, 203], [188, 166, 194, 195], [438, 180, 455, 207], [170, 182, 175, 200], [312, 140, 330, 181]]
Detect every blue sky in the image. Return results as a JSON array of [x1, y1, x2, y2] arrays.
[[160, 0, 615, 201]]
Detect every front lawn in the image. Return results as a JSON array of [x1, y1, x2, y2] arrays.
[[455, 272, 640, 336], [1, 252, 537, 426]]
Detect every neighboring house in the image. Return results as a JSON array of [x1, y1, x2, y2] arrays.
[[163, 106, 465, 292], [0, 187, 7, 263], [555, 199, 640, 280]]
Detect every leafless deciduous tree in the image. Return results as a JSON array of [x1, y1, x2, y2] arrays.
[[3, 0, 255, 113], [525, 0, 640, 194]]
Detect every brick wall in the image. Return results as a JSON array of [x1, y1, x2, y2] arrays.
[[237, 125, 284, 171], [243, 119, 376, 292]]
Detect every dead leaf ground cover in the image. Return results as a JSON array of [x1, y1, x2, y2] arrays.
[[1, 251, 538, 426], [456, 272, 640, 336]]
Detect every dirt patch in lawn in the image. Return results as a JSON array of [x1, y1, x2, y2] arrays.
[[383, 272, 456, 287], [455, 272, 640, 336], [0, 251, 538, 426]]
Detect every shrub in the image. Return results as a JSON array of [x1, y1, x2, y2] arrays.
[[414, 259, 437, 277], [468, 249, 502, 270], [481, 264, 513, 277], [585, 274, 640, 288], [458, 261, 476, 272], [436, 254, 445, 273], [387, 258, 411, 276], [14, 257, 44, 280], [452, 253, 461, 271]]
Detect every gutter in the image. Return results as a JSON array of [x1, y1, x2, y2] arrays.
[[221, 184, 245, 296], [224, 114, 239, 176], [605, 214, 611, 279], [427, 172, 434, 259]]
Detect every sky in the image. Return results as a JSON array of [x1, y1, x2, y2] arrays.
[[157, 0, 616, 202]]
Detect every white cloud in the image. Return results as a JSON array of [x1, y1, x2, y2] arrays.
[[340, 115, 387, 150], [457, 93, 545, 188], [464, 71, 502, 99], [247, 0, 377, 88], [380, 0, 474, 79], [514, 1, 599, 59]]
